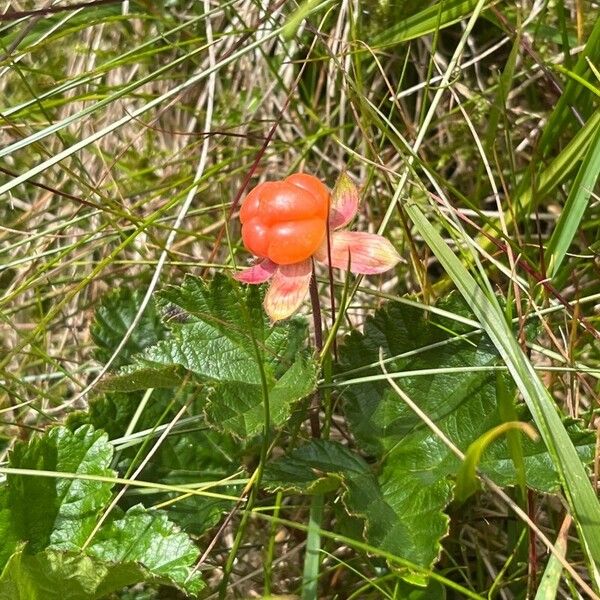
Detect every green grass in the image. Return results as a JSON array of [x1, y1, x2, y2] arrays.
[[1, 1, 599, 598]]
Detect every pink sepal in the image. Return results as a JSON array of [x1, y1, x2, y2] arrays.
[[315, 231, 400, 275], [329, 172, 359, 230], [264, 259, 312, 322], [233, 259, 277, 284]]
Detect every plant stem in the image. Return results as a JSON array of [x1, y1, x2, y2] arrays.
[[309, 261, 323, 351], [218, 283, 273, 598], [303, 263, 326, 599], [309, 262, 323, 438], [325, 208, 338, 361]]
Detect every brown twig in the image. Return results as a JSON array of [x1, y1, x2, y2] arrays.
[[0, 165, 98, 209]]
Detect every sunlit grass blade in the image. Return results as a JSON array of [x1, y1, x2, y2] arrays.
[[545, 122, 600, 278], [534, 516, 573, 600], [373, 0, 489, 47], [405, 200, 600, 566], [454, 421, 538, 503], [302, 494, 324, 600]]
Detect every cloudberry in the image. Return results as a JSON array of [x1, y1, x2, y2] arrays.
[[240, 174, 330, 265]]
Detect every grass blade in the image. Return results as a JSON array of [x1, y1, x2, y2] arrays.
[[546, 120, 600, 278], [302, 494, 324, 600], [404, 200, 600, 566]]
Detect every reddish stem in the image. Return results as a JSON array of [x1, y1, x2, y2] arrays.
[[309, 262, 322, 438], [528, 489, 538, 592]]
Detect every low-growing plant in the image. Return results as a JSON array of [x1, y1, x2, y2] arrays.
[[1, 1, 599, 599]]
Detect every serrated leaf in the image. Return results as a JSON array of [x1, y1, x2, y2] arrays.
[[205, 353, 318, 437], [0, 542, 203, 600], [338, 296, 500, 455], [0, 546, 147, 600], [264, 440, 448, 567], [371, 457, 451, 567], [147, 275, 306, 383], [100, 364, 185, 391], [102, 275, 318, 437], [336, 298, 595, 567], [0, 425, 204, 595], [263, 439, 367, 495], [2, 426, 114, 558], [405, 197, 600, 563], [74, 389, 241, 535], [479, 417, 595, 492], [87, 505, 204, 594], [91, 288, 166, 370]]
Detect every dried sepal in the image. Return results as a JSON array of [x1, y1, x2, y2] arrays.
[[315, 231, 400, 275], [263, 258, 312, 321]]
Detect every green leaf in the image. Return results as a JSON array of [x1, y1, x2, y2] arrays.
[[91, 287, 166, 370], [205, 353, 318, 437], [74, 389, 241, 535], [152, 274, 307, 382], [371, 451, 451, 567], [0, 546, 148, 600], [1, 426, 114, 559], [263, 438, 368, 495], [0, 541, 204, 600], [87, 505, 204, 594], [264, 440, 449, 568], [479, 417, 595, 493], [392, 579, 447, 599], [102, 275, 318, 437], [68, 391, 173, 443], [0, 492, 19, 570], [102, 364, 185, 391], [336, 297, 499, 566], [0, 425, 204, 595], [338, 296, 500, 455], [141, 428, 238, 535], [404, 200, 600, 565], [334, 299, 595, 567]]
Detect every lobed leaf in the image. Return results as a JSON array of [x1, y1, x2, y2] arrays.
[[264, 439, 450, 568], [71, 388, 241, 535], [91, 287, 166, 370], [102, 275, 318, 437], [329, 299, 594, 567], [0, 425, 204, 595], [1, 426, 114, 559], [87, 505, 203, 594]]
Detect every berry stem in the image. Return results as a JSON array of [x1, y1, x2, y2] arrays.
[[309, 260, 322, 438]]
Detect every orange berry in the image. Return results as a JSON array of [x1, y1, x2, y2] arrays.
[[240, 174, 329, 265]]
